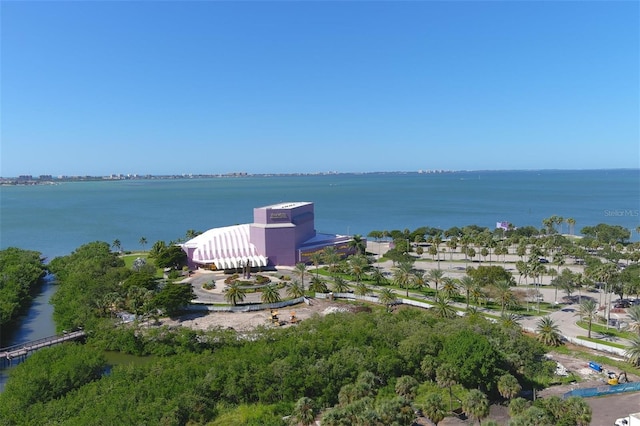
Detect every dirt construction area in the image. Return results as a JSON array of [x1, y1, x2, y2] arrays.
[[159, 297, 353, 332]]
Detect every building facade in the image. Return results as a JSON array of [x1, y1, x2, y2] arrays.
[[181, 202, 356, 270]]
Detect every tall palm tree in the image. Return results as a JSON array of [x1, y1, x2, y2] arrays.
[[462, 389, 489, 425], [260, 284, 281, 304], [536, 316, 563, 346], [349, 254, 369, 284], [567, 217, 576, 235], [309, 251, 324, 277], [112, 239, 122, 253], [427, 269, 445, 297], [625, 335, 640, 366], [458, 275, 475, 309], [436, 363, 457, 412], [138, 237, 147, 252], [286, 280, 305, 299], [493, 280, 517, 314], [393, 261, 414, 297], [294, 262, 308, 289], [224, 283, 246, 306], [322, 246, 340, 276], [575, 299, 598, 338]]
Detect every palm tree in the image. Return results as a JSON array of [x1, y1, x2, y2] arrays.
[[294, 262, 308, 289], [440, 277, 458, 299], [447, 237, 458, 260], [436, 363, 457, 412], [432, 294, 457, 319], [497, 373, 521, 400], [354, 281, 369, 297], [627, 305, 640, 336], [393, 261, 414, 297], [224, 283, 246, 306], [309, 276, 328, 294], [348, 234, 366, 255], [462, 389, 489, 425], [458, 275, 475, 309], [138, 237, 147, 252], [624, 335, 640, 366], [500, 312, 520, 329], [575, 299, 598, 338], [369, 267, 388, 286], [427, 269, 445, 297], [184, 229, 201, 241], [322, 246, 341, 276], [421, 393, 446, 425], [286, 280, 305, 299], [349, 254, 369, 284], [563, 396, 592, 426], [395, 375, 419, 400], [536, 316, 563, 346], [291, 396, 316, 426], [331, 275, 350, 293], [309, 251, 324, 277], [411, 270, 427, 292], [112, 239, 122, 253], [378, 288, 397, 312], [567, 217, 576, 235], [493, 280, 517, 314], [260, 284, 281, 304]]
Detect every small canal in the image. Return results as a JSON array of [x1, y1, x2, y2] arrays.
[[0, 274, 58, 391]]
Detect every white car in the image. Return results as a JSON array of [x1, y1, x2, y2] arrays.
[[615, 417, 629, 426]]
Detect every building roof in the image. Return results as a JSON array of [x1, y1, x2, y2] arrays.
[[258, 201, 312, 209], [181, 224, 267, 269]]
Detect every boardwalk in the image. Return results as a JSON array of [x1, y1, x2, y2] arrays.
[[0, 330, 86, 362]]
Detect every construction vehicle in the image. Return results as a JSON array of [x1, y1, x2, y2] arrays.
[[607, 371, 629, 385]]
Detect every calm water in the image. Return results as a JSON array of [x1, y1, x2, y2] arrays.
[[1, 170, 639, 260]]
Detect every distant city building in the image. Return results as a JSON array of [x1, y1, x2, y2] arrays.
[[181, 202, 357, 269]]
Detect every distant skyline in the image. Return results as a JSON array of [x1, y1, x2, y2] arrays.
[[2, 1, 638, 177]]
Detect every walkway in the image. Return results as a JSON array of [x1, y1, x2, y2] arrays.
[[0, 330, 86, 362]]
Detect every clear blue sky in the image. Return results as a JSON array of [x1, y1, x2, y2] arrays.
[[2, 1, 638, 176]]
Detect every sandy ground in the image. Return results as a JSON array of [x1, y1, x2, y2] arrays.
[[159, 297, 352, 332]]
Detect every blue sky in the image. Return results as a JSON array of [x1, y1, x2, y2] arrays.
[[2, 1, 638, 176]]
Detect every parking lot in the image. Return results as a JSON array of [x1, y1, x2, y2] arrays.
[[588, 392, 640, 426]]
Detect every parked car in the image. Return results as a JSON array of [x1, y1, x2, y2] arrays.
[[538, 258, 549, 263], [615, 300, 631, 308]]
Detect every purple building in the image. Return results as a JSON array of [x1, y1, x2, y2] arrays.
[[181, 202, 356, 270]]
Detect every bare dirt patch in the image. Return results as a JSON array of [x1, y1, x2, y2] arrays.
[[158, 298, 358, 332]]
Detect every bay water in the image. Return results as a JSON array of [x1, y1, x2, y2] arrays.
[[2, 170, 639, 261]]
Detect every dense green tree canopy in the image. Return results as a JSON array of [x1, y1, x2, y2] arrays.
[[0, 247, 46, 326]]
